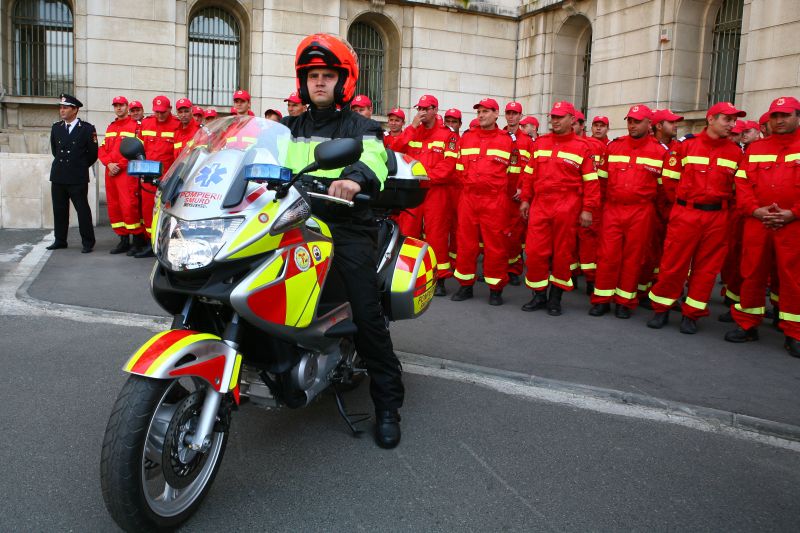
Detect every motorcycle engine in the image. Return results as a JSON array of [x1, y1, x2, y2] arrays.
[[291, 351, 318, 391]]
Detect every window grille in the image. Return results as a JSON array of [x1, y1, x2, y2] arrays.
[[708, 0, 744, 105], [580, 34, 592, 117], [13, 0, 73, 96], [348, 22, 384, 115], [188, 7, 241, 107]]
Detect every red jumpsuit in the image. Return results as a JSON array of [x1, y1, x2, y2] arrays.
[[173, 120, 200, 161], [98, 116, 141, 236], [649, 130, 743, 319], [140, 115, 181, 237], [396, 123, 459, 278], [731, 129, 800, 340], [591, 135, 667, 308], [383, 130, 410, 152], [520, 132, 600, 292], [453, 126, 514, 290], [506, 129, 533, 277], [578, 135, 608, 283], [448, 128, 462, 265]]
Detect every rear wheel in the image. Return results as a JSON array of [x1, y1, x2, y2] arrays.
[[100, 375, 229, 532]]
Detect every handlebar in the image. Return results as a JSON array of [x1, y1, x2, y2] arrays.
[[300, 178, 371, 207]]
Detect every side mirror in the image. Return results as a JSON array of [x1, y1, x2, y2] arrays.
[[120, 137, 145, 160], [313, 138, 362, 170]]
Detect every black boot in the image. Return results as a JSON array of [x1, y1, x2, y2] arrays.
[[614, 305, 632, 319], [134, 246, 155, 258], [647, 311, 670, 329], [451, 285, 473, 302], [127, 234, 146, 256], [434, 278, 447, 297], [679, 316, 698, 334], [639, 296, 653, 310], [718, 310, 733, 323], [521, 291, 547, 312], [109, 235, 131, 254], [724, 326, 759, 343], [785, 337, 800, 358], [547, 286, 563, 316], [489, 290, 503, 306], [773, 305, 781, 331], [585, 281, 595, 297], [588, 303, 610, 316], [374, 410, 401, 449], [508, 273, 521, 286]]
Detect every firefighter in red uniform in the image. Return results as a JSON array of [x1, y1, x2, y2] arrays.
[[173, 97, 200, 161], [137, 95, 181, 258], [520, 116, 539, 139], [443, 108, 463, 268], [503, 102, 532, 286], [519, 101, 600, 316], [450, 98, 514, 306], [647, 102, 746, 333], [589, 105, 668, 318], [232, 89, 252, 116], [99, 95, 141, 254], [192, 106, 204, 125], [726, 96, 800, 358], [383, 108, 407, 151], [591, 116, 609, 143], [396, 94, 459, 295]]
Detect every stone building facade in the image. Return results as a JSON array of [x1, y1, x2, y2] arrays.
[[0, 0, 797, 227]]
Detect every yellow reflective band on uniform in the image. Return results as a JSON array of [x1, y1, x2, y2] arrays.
[[779, 311, 800, 322], [717, 158, 737, 169], [105, 131, 118, 137], [461, 148, 480, 156], [570, 262, 579, 270], [449, 251, 457, 259], [408, 141, 423, 148], [525, 278, 548, 289], [142, 130, 156, 137], [684, 297, 707, 310], [456, 163, 465, 171], [615, 288, 637, 300], [734, 303, 765, 315], [428, 141, 445, 149], [120, 131, 135, 137], [226, 136, 237, 143], [454, 270, 475, 281], [683, 156, 710, 165], [228, 354, 242, 390], [580, 262, 596, 270], [770, 292, 779, 303], [125, 222, 141, 230], [557, 151, 583, 164], [534, 150, 552, 158], [437, 262, 451, 270], [608, 155, 630, 163], [735, 169, 747, 178], [444, 151, 458, 159], [508, 166, 521, 173], [487, 149, 511, 159], [582, 172, 599, 182], [749, 154, 777, 163], [174, 142, 183, 149], [508, 255, 521, 264], [187, 140, 195, 147], [785, 153, 800, 162], [524, 165, 534, 174], [484, 276, 502, 285], [648, 291, 675, 306], [110, 222, 124, 228], [657, 178, 663, 185], [653, 267, 660, 274], [594, 288, 614, 297], [637, 157, 663, 167], [519, 149, 531, 159], [662, 169, 681, 180], [160, 132, 174, 138], [724, 288, 740, 302], [598, 169, 608, 178], [637, 283, 651, 292], [549, 274, 574, 287], [286, 135, 387, 189]]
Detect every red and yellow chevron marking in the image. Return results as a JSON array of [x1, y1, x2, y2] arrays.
[[124, 330, 220, 375]]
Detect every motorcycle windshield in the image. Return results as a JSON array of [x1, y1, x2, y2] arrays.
[[161, 116, 292, 219]]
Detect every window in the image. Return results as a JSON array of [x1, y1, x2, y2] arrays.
[[708, 0, 744, 105], [348, 22, 384, 115], [188, 7, 241, 107], [580, 33, 592, 117], [13, 0, 73, 96]]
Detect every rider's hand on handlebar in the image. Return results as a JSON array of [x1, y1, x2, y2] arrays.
[[328, 179, 361, 202]]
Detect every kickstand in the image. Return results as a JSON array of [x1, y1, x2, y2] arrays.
[[332, 384, 370, 437]]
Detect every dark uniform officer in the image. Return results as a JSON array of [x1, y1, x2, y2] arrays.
[[48, 93, 99, 253]]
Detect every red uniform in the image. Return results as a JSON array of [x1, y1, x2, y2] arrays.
[[173, 120, 200, 160], [578, 135, 608, 283], [591, 135, 667, 308], [383, 130, 409, 152], [520, 132, 600, 292], [140, 114, 180, 237], [649, 130, 743, 319], [396, 122, 459, 277], [506, 129, 533, 277], [98, 116, 141, 236], [453, 126, 514, 290], [731, 128, 800, 340]]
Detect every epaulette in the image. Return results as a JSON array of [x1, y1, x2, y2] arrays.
[[678, 133, 695, 142], [53, 120, 63, 125]]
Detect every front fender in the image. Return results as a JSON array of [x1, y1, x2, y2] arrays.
[[123, 330, 243, 402]]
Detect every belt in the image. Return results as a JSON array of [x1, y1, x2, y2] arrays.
[[676, 198, 727, 211]]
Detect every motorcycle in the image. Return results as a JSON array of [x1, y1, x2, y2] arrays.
[[100, 116, 435, 531]]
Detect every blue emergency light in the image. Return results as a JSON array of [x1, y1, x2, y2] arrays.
[[127, 160, 163, 177], [244, 163, 292, 183]]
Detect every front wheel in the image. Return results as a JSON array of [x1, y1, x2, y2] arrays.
[[100, 375, 229, 532]]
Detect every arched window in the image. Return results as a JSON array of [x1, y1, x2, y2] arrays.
[[13, 0, 73, 96], [708, 0, 744, 105], [552, 15, 592, 116], [580, 33, 592, 117], [188, 7, 241, 107], [348, 22, 384, 115]]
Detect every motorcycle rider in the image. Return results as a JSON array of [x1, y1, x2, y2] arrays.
[[281, 33, 404, 449]]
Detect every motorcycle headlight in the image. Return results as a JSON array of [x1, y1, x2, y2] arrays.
[[159, 216, 244, 271], [270, 197, 311, 235]]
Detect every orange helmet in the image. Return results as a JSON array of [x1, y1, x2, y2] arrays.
[[295, 33, 359, 107]]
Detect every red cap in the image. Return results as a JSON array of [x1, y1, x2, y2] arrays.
[[505, 102, 523, 113], [625, 104, 653, 121], [469, 118, 480, 129], [204, 109, 218, 118], [152, 96, 171, 112], [284, 92, 302, 104], [520, 116, 539, 128], [192, 106, 204, 116], [112, 95, 128, 105], [351, 94, 372, 108], [759, 112, 771, 125], [175, 97, 192, 110], [744, 120, 760, 130], [591, 115, 609, 125], [651, 109, 684, 122], [550, 101, 577, 117], [731, 120, 747, 134], [233, 89, 251, 102], [575, 111, 586, 121], [265, 109, 283, 119], [767, 96, 800, 115], [473, 98, 499, 111], [707, 101, 746, 118], [415, 94, 439, 108], [387, 108, 406, 121], [444, 108, 462, 120], [128, 100, 143, 110]]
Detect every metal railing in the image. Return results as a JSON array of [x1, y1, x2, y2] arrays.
[[708, 0, 743, 105], [188, 7, 241, 107], [348, 22, 384, 115], [13, 0, 73, 97]]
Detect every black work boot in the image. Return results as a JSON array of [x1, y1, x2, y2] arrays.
[[134, 247, 155, 259], [109, 235, 131, 255], [679, 316, 698, 334], [521, 291, 547, 312], [508, 273, 521, 286], [547, 286, 563, 316], [718, 310, 733, 323], [588, 303, 610, 317], [127, 234, 146, 256], [451, 285, 473, 302], [585, 281, 595, 297], [489, 290, 503, 306], [647, 311, 670, 329], [434, 278, 447, 297], [614, 305, 632, 319], [785, 337, 800, 358], [639, 296, 653, 310], [724, 326, 759, 343], [374, 410, 401, 449], [773, 305, 781, 331]]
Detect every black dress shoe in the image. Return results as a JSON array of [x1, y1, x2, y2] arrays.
[[134, 248, 155, 258], [451, 286, 473, 301], [374, 410, 401, 449], [646, 311, 669, 329], [679, 316, 698, 334], [488, 290, 503, 306], [724, 326, 759, 343], [547, 286, 563, 316], [46, 242, 67, 250], [588, 303, 610, 316], [784, 337, 800, 358], [508, 273, 521, 286], [81, 245, 94, 254], [434, 279, 447, 297], [614, 305, 632, 319], [718, 310, 733, 323], [521, 291, 547, 312]]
